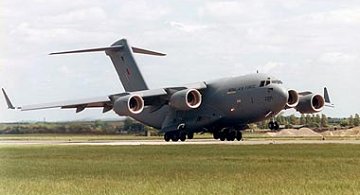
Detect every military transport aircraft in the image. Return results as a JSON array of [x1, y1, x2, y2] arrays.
[[2, 39, 333, 142]]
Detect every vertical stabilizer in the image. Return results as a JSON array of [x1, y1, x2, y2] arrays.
[[50, 38, 166, 92], [105, 39, 148, 92]]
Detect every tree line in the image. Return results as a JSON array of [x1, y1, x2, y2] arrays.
[[1, 114, 359, 134], [0, 118, 155, 135], [256, 113, 360, 129]]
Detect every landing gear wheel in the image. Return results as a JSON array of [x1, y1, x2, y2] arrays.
[[171, 132, 179, 142], [236, 131, 242, 141], [164, 133, 170, 142], [219, 132, 225, 141], [213, 132, 219, 140], [268, 121, 274, 130], [226, 131, 236, 141], [187, 132, 194, 139], [274, 122, 279, 131], [268, 121, 280, 131], [179, 131, 186, 142]]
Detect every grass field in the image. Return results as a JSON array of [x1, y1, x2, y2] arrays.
[[1, 144, 360, 195]]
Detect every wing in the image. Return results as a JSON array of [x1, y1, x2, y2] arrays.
[[3, 82, 207, 113], [21, 96, 115, 113]]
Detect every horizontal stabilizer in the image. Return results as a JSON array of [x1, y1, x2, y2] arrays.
[[50, 45, 166, 56], [49, 46, 123, 55], [132, 47, 166, 56], [2, 88, 15, 109]]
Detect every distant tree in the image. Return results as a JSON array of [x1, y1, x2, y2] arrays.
[[305, 114, 312, 125], [349, 115, 354, 127], [321, 114, 328, 128], [276, 115, 286, 125], [289, 115, 298, 125], [123, 117, 134, 131], [315, 114, 321, 124], [340, 119, 349, 127], [354, 114, 360, 126], [300, 114, 306, 125]]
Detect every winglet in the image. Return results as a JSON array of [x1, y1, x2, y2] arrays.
[[324, 87, 334, 107], [2, 88, 15, 109]]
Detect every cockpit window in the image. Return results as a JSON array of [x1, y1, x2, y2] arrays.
[[265, 80, 270, 86], [259, 81, 265, 87]]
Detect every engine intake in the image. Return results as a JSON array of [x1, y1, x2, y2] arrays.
[[169, 89, 202, 110], [295, 94, 325, 114], [286, 90, 299, 108], [113, 95, 144, 116]]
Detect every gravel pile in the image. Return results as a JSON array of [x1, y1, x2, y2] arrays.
[[322, 127, 360, 136]]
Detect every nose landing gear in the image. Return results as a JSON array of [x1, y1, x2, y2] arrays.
[[268, 121, 280, 131]]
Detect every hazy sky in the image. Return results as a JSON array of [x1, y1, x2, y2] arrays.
[[1, 0, 359, 122]]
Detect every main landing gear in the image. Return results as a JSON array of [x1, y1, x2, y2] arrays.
[[213, 129, 242, 141], [164, 131, 194, 142], [268, 121, 279, 131]]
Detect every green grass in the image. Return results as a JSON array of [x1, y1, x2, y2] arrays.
[[1, 144, 360, 195]]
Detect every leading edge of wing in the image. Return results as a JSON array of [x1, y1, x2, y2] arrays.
[[21, 96, 112, 111], [18, 89, 169, 112]]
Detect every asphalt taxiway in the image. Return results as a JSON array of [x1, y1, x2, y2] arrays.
[[1, 139, 360, 146]]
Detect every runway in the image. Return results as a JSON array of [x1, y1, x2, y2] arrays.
[[2, 139, 360, 146]]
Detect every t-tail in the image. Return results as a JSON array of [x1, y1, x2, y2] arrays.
[[50, 38, 166, 92]]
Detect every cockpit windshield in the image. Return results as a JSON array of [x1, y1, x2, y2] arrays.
[[259, 78, 273, 87]]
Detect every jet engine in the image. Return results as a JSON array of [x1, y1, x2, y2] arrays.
[[113, 95, 144, 116], [295, 94, 325, 113], [169, 89, 202, 110], [286, 89, 299, 108]]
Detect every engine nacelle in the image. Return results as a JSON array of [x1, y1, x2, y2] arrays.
[[113, 95, 144, 116], [295, 94, 325, 114], [286, 89, 299, 108], [169, 89, 202, 110]]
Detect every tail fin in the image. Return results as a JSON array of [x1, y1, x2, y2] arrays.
[[50, 39, 166, 92]]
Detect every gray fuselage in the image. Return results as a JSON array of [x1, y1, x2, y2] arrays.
[[128, 73, 288, 133]]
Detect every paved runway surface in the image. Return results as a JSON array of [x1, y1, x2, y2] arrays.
[[2, 139, 360, 146]]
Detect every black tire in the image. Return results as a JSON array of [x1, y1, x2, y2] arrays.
[[187, 132, 194, 139], [164, 133, 170, 142], [226, 131, 235, 141], [268, 122, 274, 130], [180, 131, 186, 142], [213, 132, 219, 139], [219, 132, 225, 141], [274, 122, 280, 131], [171, 132, 179, 142], [236, 131, 242, 141]]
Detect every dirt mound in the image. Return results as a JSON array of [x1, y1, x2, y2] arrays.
[[267, 128, 322, 137], [322, 127, 360, 136]]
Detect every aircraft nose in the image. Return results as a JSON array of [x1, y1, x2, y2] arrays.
[[273, 85, 288, 108]]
